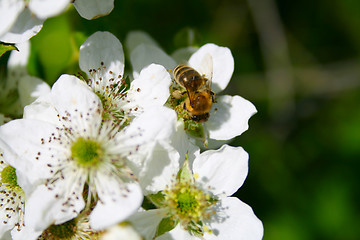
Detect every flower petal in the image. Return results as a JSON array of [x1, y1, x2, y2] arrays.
[[0, 8, 43, 44], [207, 95, 257, 140], [171, 46, 198, 64], [79, 31, 124, 79], [121, 106, 176, 147], [171, 120, 200, 166], [18, 76, 50, 108], [125, 64, 172, 111], [8, 40, 30, 68], [130, 44, 176, 79], [101, 223, 142, 240], [50, 74, 103, 133], [24, 184, 85, 231], [125, 31, 160, 55], [204, 197, 263, 240], [0, 119, 61, 194], [0, 0, 24, 38], [11, 224, 42, 240], [156, 224, 198, 240], [72, 0, 114, 20], [189, 43, 234, 94], [138, 141, 180, 194], [90, 182, 143, 230], [192, 144, 248, 196], [0, 214, 14, 240], [29, 0, 70, 19], [129, 209, 166, 240], [23, 94, 61, 127]]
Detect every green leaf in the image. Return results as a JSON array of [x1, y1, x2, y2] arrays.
[[156, 217, 178, 237], [0, 43, 18, 58]]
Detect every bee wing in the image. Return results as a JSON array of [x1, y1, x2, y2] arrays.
[[197, 53, 213, 88]]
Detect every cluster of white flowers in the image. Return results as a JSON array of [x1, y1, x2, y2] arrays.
[[0, 3, 264, 240]]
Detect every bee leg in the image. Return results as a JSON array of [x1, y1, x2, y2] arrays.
[[210, 91, 216, 103]]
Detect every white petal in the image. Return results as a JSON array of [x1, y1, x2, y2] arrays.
[[8, 40, 30, 68], [29, 0, 70, 19], [129, 209, 165, 240], [122, 106, 176, 146], [139, 141, 180, 194], [102, 223, 142, 240], [18, 76, 50, 108], [0, 0, 24, 37], [79, 31, 124, 79], [0, 119, 60, 193], [125, 31, 160, 55], [24, 184, 85, 231], [130, 44, 176, 79], [207, 95, 257, 140], [23, 94, 62, 127], [192, 145, 248, 196], [0, 217, 14, 240], [0, 8, 43, 44], [189, 43, 234, 94], [156, 224, 198, 240], [11, 225, 42, 240], [90, 182, 143, 230], [171, 120, 200, 166], [171, 46, 198, 64], [125, 64, 172, 111], [0, 230, 11, 240], [204, 197, 263, 240], [73, 0, 114, 20], [50, 74, 102, 133]]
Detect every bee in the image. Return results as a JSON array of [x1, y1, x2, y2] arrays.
[[172, 54, 215, 122]]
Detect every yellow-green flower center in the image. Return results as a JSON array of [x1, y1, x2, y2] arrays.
[[164, 180, 216, 234], [1, 165, 19, 188], [176, 189, 199, 215], [71, 137, 103, 167]]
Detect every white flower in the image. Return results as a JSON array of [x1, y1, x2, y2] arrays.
[[126, 32, 257, 146], [0, 74, 177, 232], [0, 41, 50, 118], [0, 0, 114, 43], [129, 145, 263, 240], [79, 31, 172, 122]]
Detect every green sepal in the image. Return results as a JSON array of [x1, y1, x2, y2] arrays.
[[156, 217, 179, 237], [0, 42, 18, 58], [176, 152, 194, 184], [144, 191, 166, 209], [184, 120, 205, 138]]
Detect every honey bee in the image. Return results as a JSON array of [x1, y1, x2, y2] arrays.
[[172, 54, 215, 122]]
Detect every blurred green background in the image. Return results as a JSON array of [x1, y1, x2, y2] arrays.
[[3, 0, 360, 239]]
